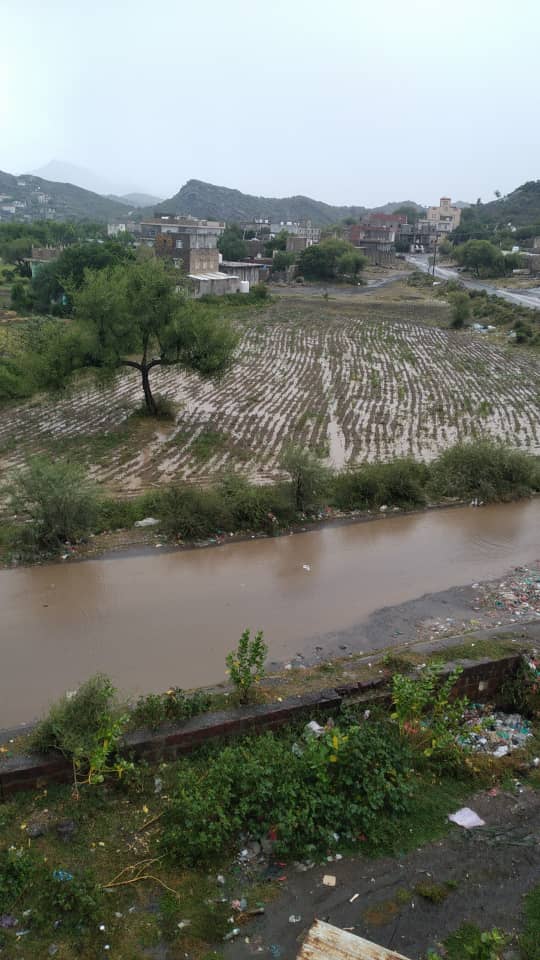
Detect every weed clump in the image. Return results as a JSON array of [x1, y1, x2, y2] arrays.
[[429, 440, 539, 502], [160, 719, 411, 866]]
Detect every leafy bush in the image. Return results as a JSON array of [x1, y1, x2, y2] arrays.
[[391, 663, 468, 764], [29, 674, 129, 791], [130, 687, 212, 731], [10, 456, 99, 550], [332, 459, 428, 510], [226, 628, 267, 703], [429, 440, 539, 502], [158, 483, 232, 539], [161, 720, 411, 866], [219, 473, 296, 531], [281, 445, 331, 512], [0, 847, 35, 913], [38, 870, 103, 935], [520, 884, 540, 960]]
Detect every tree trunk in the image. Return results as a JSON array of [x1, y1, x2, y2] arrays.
[[141, 363, 157, 416]]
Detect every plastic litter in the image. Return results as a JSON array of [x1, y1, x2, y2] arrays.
[[0, 915, 18, 928], [289, 914, 302, 923], [349, 893, 360, 903], [322, 874, 336, 887], [302, 564, 311, 572], [223, 927, 241, 941], [134, 517, 160, 527], [448, 807, 485, 829], [52, 869, 73, 881]]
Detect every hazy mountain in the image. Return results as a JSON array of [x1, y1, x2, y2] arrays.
[[112, 192, 164, 208], [30, 160, 141, 199], [0, 169, 131, 221]]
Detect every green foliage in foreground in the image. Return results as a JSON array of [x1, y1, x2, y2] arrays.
[[160, 719, 412, 866], [520, 884, 540, 960]]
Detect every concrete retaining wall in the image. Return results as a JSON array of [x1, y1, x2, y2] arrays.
[[0, 654, 521, 800]]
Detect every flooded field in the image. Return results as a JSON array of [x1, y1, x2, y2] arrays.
[[0, 296, 538, 494], [0, 499, 538, 727]]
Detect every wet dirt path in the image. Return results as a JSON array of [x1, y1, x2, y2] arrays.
[[0, 500, 538, 726]]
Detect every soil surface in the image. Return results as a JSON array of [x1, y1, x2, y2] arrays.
[[224, 785, 540, 959]]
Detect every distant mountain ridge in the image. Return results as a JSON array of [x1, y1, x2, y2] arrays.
[[30, 160, 141, 199], [0, 169, 132, 221], [477, 180, 540, 226], [151, 179, 425, 225]]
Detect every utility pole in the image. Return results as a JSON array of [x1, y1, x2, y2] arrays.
[[432, 233, 438, 276]]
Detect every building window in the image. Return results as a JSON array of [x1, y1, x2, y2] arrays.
[[175, 239, 183, 249]]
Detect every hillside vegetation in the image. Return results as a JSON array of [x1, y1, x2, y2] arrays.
[[152, 178, 424, 225]]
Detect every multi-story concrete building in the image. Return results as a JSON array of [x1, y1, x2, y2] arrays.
[[424, 197, 461, 234], [270, 220, 321, 243], [139, 214, 225, 275]]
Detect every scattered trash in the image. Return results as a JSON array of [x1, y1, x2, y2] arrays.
[[462, 708, 532, 755], [223, 927, 241, 941], [217, 874, 226, 885], [322, 874, 337, 887], [302, 564, 311, 572], [448, 807, 485, 829], [289, 915, 302, 923], [134, 517, 160, 527], [0, 915, 18, 929], [52, 869, 74, 881], [304, 720, 325, 739], [349, 893, 360, 903], [154, 776, 163, 794], [270, 946, 284, 958], [48, 945, 59, 957], [15, 929, 30, 938], [177, 919, 191, 929], [232, 898, 248, 911]]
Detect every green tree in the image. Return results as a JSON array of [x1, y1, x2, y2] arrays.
[[218, 224, 247, 261], [298, 238, 366, 280], [73, 258, 239, 415], [29, 240, 134, 314], [264, 229, 288, 256], [393, 204, 425, 225], [272, 250, 296, 271], [454, 239, 504, 277], [10, 457, 99, 549], [281, 445, 330, 512], [336, 249, 368, 278], [449, 292, 471, 328]]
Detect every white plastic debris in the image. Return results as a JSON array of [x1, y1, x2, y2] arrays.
[[322, 874, 336, 887], [304, 720, 325, 739], [289, 915, 302, 923], [448, 807, 485, 829], [134, 517, 160, 527], [302, 564, 311, 572]]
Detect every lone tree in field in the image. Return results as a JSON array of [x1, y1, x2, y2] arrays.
[[73, 258, 239, 415]]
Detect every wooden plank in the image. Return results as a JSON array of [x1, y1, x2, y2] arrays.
[[297, 920, 413, 960]]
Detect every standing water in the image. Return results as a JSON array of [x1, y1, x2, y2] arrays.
[[0, 500, 538, 727]]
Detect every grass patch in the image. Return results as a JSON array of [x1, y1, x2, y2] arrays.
[[520, 884, 540, 960], [191, 429, 229, 461]]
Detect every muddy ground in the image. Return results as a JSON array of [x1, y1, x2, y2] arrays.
[[224, 786, 540, 959]]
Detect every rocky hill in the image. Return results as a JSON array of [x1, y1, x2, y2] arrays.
[[0, 170, 131, 222], [477, 180, 540, 226], [151, 179, 424, 225]]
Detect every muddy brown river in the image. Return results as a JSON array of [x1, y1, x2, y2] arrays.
[[1, 501, 538, 727]]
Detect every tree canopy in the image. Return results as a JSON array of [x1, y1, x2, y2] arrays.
[[72, 258, 239, 415], [297, 239, 367, 280], [217, 224, 247, 262], [453, 239, 523, 277]]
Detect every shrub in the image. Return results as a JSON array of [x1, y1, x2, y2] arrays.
[[161, 720, 411, 866], [429, 440, 539, 502], [38, 870, 103, 935], [281, 445, 331, 512], [332, 459, 428, 510], [29, 674, 129, 792], [449, 291, 471, 328], [9, 456, 99, 550], [391, 663, 468, 764], [0, 847, 35, 914], [130, 687, 211, 731], [226, 628, 268, 704], [219, 473, 296, 531], [158, 483, 231, 539]]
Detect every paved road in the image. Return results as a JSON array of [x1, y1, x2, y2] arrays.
[[406, 254, 540, 310]]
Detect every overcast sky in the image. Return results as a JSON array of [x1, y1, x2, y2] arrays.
[[2, 0, 539, 206]]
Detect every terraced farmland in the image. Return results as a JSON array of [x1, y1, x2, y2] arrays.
[[0, 296, 538, 494]]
